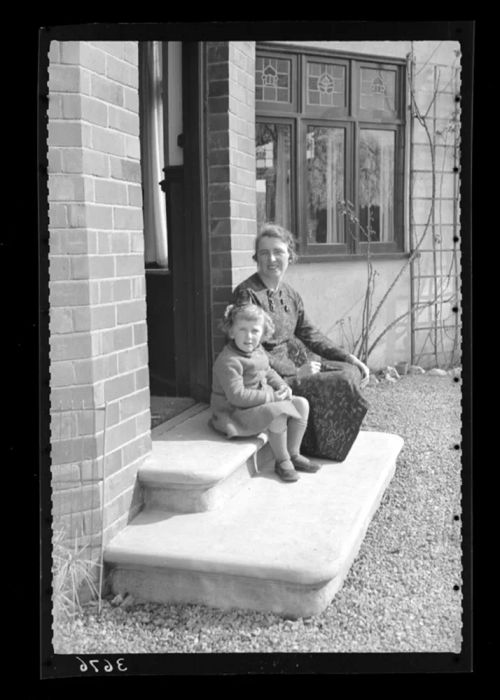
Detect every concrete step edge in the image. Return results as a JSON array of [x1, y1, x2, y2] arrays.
[[105, 432, 404, 587], [140, 407, 269, 488]]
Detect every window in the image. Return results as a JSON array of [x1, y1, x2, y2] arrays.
[[256, 45, 406, 258]]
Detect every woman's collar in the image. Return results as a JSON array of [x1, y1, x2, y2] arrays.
[[255, 272, 283, 292]]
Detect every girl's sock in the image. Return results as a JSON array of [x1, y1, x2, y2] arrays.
[[267, 427, 291, 463]]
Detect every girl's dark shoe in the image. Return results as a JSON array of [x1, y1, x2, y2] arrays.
[[275, 460, 300, 482], [290, 454, 321, 473]]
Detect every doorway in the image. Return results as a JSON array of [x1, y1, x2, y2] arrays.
[[139, 42, 212, 425]]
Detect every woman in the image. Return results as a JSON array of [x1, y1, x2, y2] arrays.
[[232, 223, 370, 462]]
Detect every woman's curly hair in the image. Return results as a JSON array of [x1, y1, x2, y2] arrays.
[[220, 303, 275, 342]]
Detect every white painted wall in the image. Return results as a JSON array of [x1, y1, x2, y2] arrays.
[[286, 259, 411, 370]]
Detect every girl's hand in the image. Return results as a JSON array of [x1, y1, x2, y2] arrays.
[[296, 361, 321, 379], [348, 354, 370, 388]]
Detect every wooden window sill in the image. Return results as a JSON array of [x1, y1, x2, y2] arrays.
[[296, 252, 410, 264]]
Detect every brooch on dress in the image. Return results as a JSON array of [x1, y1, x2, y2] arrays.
[[278, 291, 289, 313], [266, 289, 275, 312], [267, 289, 289, 313]]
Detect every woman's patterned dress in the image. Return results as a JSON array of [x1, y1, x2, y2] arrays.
[[233, 273, 369, 461]]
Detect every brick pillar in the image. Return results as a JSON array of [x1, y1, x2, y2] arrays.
[[206, 42, 257, 356], [48, 40, 151, 561]]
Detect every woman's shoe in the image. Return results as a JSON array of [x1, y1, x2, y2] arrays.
[[290, 454, 321, 473], [275, 460, 300, 482]]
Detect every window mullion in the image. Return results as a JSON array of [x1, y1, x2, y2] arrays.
[[350, 60, 358, 255], [295, 116, 303, 254], [351, 121, 359, 255]]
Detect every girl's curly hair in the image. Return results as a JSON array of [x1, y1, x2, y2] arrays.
[[220, 303, 275, 341]]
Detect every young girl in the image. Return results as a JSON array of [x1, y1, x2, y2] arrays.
[[210, 303, 321, 482]]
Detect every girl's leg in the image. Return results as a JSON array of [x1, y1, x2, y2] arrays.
[[267, 416, 299, 482], [287, 396, 320, 473]]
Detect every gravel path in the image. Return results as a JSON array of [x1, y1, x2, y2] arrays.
[[54, 375, 462, 654]]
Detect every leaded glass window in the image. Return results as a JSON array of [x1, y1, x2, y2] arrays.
[[255, 45, 405, 257], [256, 57, 291, 104], [360, 68, 396, 113], [307, 62, 345, 107]]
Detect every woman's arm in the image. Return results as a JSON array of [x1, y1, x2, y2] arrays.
[[215, 357, 274, 408], [345, 353, 370, 387], [267, 353, 299, 380], [294, 293, 351, 363]]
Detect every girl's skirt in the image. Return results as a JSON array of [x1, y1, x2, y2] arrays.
[[210, 399, 301, 439]]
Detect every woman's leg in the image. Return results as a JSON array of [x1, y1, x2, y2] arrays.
[[286, 396, 309, 456], [290, 362, 369, 461]]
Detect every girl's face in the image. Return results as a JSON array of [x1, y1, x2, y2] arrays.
[[229, 315, 265, 353], [256, 236, 290, 287]]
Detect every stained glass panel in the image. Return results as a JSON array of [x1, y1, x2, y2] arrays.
[[360, 68, 396, 113], [307, 62, 345, 108], [256, 57, 291, 104], [358, 130, 395, 242], [256, 123, 292, 231], [306, 126, 345, 244]]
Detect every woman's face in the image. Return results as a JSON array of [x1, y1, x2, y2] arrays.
[[256, 236, 290, 286]]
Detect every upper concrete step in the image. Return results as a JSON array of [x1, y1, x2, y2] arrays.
[[140, 405, 274, 513], [105, 431, 404, 618]]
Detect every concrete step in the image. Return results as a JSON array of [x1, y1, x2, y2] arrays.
[[105, 431, 404, 618], [140, 405, 274, 513]]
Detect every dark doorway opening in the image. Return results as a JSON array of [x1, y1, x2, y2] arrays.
[[140, 41, 212, 423]]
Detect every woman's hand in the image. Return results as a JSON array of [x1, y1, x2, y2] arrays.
[[274, 385, 292, 401], [296, 361, 321, 379], [347, 354, 370, 388]]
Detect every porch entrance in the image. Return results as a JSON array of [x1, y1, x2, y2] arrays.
[[140, 42, 212, 420]]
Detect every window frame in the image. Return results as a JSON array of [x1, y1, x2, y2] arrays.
[[256, 42, 408, 261]]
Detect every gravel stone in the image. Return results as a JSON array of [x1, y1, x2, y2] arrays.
[[53, 375, 462, 654], [408, 365, 426, 374]]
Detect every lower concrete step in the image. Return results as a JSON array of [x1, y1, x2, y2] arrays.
[[105, 431, 404, 618], [140, 405, 274, 513]]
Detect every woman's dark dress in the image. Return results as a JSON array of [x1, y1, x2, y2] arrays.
[[233, 273, 369, 461]]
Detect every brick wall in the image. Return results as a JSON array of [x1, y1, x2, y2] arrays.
[[206, 42, 257, 357], [48, 40, 150, 562]]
